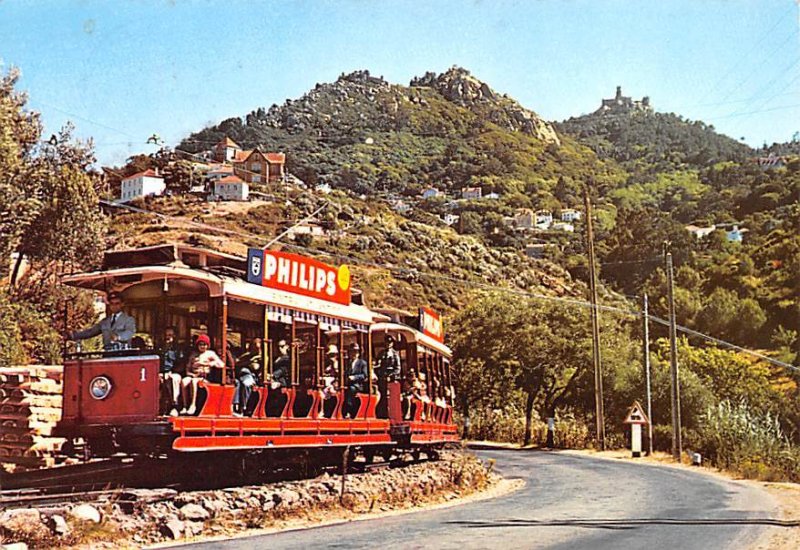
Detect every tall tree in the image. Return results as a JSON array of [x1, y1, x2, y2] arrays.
[[0, 67, 106, 364], [450, 293, 593, 445], [0, 67, 45, 278]]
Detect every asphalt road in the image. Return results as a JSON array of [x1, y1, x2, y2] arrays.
[[179, 448, 785, 550]]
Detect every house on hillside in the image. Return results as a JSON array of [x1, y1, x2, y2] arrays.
[[560, 208, 582, 222], [511, 209, 536, 230], [233, 149, 286, 184], [206, 164, 234, 181], [119, 169, 165, 203], [685, 224, 716, 240], [551, 221, 574, 232], [213, 137, 243, 163], [754, 154, 788, 169], [535, 210, 553, 229], [421, 187, 445, 199], [717, 223, 748, 243], [285, 222, 327, 239], [442, 213, 460, 226], [315, 182, 333, 194], [484, 192, 500, 200], [461, 186, 482, 200], [213, 175, 249, 201]]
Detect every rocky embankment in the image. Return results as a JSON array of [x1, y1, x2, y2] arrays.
[[0, 451, 498, 549]]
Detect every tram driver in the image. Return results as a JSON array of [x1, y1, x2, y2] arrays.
[[69, 291, 137, 350]]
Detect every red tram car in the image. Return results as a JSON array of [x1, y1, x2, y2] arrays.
[[55, 244, 459, 462]]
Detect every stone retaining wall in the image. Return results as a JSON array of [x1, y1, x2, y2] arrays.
[[0, 450, 497, 548]]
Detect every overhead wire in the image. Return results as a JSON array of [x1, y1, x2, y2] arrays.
[[98, 198, 800, 374], [694, 3, 797, 106], [30, 79, 800, 373]]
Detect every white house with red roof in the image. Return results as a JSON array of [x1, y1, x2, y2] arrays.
[[119, 168, 166, 203], [213, 137, 243, 163], [213, 175, 249, 201]]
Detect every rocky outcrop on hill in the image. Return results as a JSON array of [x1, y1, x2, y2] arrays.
[[180, 67, 566, 188], [235, 67, 559, 145], [411, 67, 560, 144]]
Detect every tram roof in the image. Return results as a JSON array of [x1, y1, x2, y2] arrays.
[[62, 264, 384, 327], [371, 322, 451, 357]]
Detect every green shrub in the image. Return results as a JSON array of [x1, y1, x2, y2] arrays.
[[695, 400, 800, 482]]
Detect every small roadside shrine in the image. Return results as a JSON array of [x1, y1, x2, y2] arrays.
[[623, 401, 650, 458]]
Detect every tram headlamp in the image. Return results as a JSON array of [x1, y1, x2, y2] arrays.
[[89, 376, 112, 400]]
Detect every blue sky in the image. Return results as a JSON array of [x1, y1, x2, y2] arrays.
[[1, 0, 798, 166]]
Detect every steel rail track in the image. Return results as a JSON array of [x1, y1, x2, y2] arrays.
[[0, 451, 440, 510]]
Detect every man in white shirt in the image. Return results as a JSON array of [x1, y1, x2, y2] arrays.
[[70, 291, 137, 350]]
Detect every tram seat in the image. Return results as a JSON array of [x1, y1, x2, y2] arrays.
[[409, 398, 423, 422], [427, 402, 435, 422], [321, 391, 343, 419], [366, 394, 378, 418], [353, 393, 378, 419], [281, 388, 295, 419], [198, 382, 234, 417], [251, 387, 267, 418]]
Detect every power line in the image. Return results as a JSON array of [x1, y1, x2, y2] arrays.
[[695, 4, 797, 106], [98, 197, 800, 374]]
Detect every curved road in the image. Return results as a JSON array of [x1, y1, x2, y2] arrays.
[[180, 449, 786, 550]]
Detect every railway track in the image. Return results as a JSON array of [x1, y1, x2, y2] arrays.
[[0, 449, 440, 510]]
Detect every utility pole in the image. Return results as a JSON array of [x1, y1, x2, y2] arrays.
[[665, 247, 683, 461], [643, 293, 653, 456], [584, 188, 605, 450]]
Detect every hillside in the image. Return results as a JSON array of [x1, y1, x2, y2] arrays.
[[106, 187, 585, 317], [556, 90, 752, 174], [179, 67, 624, 202]]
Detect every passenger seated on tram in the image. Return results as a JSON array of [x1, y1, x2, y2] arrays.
[[344, 343, 368, 418], [321, 344, 339, 418], [182, 334, 224, 415], [417, 372, 430, 420], [158, 326, 186, 417], [233, 338, 262, 417], [265, 339, 291, 417]]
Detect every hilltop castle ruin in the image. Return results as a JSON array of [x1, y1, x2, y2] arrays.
[[595, 86, 652, 114]]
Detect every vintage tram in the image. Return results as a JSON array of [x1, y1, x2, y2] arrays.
[[54, 244, 458, 462]]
